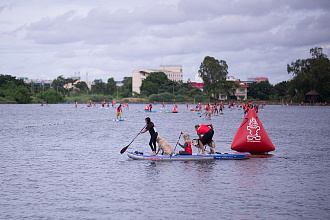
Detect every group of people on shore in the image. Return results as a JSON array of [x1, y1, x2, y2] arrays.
[[139, 117, 214, 156]]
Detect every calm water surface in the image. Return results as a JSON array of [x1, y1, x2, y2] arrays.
[[1, 104, 329, 219]]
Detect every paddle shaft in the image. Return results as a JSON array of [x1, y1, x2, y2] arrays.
[[170, 133, 182, 157], [199, 111, 206, 117], [120, 125, 146, 154]]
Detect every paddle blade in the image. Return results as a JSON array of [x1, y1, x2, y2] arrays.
[[120, 146, 128, 154]]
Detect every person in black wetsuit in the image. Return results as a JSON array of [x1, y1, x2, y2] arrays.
[[140, 117, 158, 155]]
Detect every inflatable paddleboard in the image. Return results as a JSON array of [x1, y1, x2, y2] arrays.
[[127, 151, 251, 161], [113, 118, 125, 121], [136, 110, 157, 113]]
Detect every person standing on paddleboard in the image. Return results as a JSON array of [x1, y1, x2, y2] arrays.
[[140, 117, 158, 155], [195, 123, 214, 155], [116, 104, 122, 119]]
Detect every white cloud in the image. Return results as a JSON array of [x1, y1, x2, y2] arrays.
[[0, 0, 329, 84]]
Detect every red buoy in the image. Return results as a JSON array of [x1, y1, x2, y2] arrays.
[[144, 105, 150, 111], [231, 109, 275, 154]]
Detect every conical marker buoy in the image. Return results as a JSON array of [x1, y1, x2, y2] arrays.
[[231, 109, 275, 154]]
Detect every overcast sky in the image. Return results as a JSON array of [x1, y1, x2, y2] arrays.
[[1, 0, 330, 85]]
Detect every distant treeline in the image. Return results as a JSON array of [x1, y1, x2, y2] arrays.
[[1, 47, 329, 104]]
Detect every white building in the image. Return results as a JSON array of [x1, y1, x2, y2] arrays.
[[64, 78, 92, 90], [132, 65, 183, 94]]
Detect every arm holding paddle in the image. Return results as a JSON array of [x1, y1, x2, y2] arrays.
[[120, 125, 147, 154], [139, 128, 147, 134]]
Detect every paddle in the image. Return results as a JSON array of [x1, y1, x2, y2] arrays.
[[170, 132, 182, 157], [120, 125, 147, 154]]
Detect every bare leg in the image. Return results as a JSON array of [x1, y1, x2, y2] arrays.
[[198, 140, 206, 155]]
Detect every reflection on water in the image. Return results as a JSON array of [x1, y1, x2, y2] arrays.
[[1, 104, 330, 219]]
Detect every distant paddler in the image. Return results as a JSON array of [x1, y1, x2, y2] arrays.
[[213, 103, 218, 115], [116, 104, 123, 119]]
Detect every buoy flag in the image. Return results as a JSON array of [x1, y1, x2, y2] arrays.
[[231, 109, 275, 154]]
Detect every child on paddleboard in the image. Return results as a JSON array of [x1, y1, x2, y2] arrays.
[[176, 132, 192, 155]]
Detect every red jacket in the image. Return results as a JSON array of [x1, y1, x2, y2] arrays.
[[185, 142, 192, 155]]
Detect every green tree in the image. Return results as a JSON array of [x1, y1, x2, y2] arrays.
[[220, 80, 239, 99], [52, 75, 77, 95], [53, 75, 66, 94], [75, 81, 89, 95], [38, 89, 64, 104], [198, 56, 228, 100], [0, 74, 25, 87], [106, 77, 117, 95], [273, 81, 288, 99], [92, 79, 106, 94], [140, 72, 171, 96], [122, 77, 132, 93], [248, 81, 273, 100], [287, 47, 330, 101], [0, 81, 32, 103]]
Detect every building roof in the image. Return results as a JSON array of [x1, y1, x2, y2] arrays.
[[235, 81, 249, 88], [305, 90, 319, 96]]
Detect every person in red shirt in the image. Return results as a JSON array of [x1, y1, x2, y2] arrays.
[[176, 132, 192, 155], [116, 104, 122, 119], [195, 123, 214, 155], [205, 103, 211, 118], [214, 103, 218, 115]]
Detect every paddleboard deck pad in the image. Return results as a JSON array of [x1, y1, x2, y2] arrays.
[[127, 151, 251, 161]]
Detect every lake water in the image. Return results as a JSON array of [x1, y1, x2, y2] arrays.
[[1, 103, 329, 219]]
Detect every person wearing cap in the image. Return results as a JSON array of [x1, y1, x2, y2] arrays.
[[140, 117, 158, 155], [195, 123, 214, 155]]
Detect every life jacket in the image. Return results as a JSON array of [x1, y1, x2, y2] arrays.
[[185, 141, 192, 155]]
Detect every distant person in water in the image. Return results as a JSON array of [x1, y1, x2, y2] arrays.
[[140, 117, 158, 155], [214, 103, 218, 115], [116, 104, 122, 119]]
